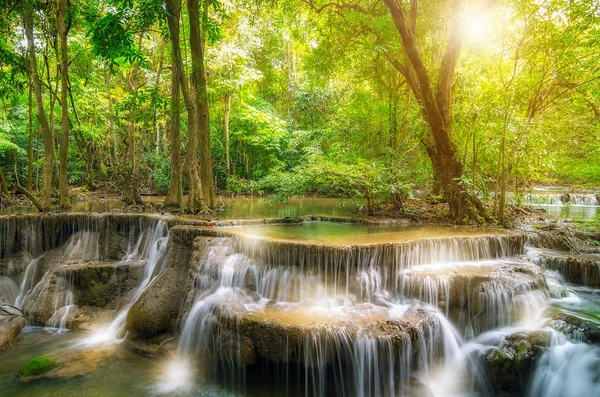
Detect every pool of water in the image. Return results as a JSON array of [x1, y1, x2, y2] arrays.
[[0, 328, 164, 397], [535, 204, 599, 219], [0, 196, 359, 219], [217, 221, 505, 245]]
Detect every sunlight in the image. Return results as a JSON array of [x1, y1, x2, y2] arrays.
[[463, 10, 491, 43]]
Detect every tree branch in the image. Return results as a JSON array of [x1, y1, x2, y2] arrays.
[[437, 0, 498, 125]]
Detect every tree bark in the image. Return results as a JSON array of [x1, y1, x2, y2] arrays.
[[104, 68, 118, 166], [223, 93, 231, 174], [57, 0, 71, 208], [187, 0, 216, 211], [23, 0, 54, 211], [0, 168, 9, 196], [163, 50, 183, 209], [27, 74, 33, 191]]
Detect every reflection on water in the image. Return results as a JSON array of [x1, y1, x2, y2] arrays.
[[536, 204, 599, 219], [218, 221, 505, 245], [0, 196, 358, 219]]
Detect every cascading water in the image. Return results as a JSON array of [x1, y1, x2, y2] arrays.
[[164, 233, 533, 396], [82, 220, 170, 343], [2, 215, 600, 397], [0, 215, 170, 339], [528, 332, 600, 397], [519, 193, 600, 206]]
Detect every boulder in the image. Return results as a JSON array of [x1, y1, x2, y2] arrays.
[[484, 330, 550, 395], [0, 314, 26, 351], [125, 232, 216, 339], [23, 261, 144, 326]]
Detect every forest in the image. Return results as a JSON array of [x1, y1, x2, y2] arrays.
[[0, 0, 599, 223]]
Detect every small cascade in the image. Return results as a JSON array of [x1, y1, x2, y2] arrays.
[[82, 221, 170, 343], [528, 332, 600, 397], [396, 259, 552, 334], [0, 214, 170, 340], [45, 268, 76, 332], [233, 233, 526, 270], [521, 193, 600, 206]]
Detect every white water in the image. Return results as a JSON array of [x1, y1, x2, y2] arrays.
[[528, 333, 600, 397], [81, 221, 169, 344]]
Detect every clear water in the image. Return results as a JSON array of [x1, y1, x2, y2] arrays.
[[217, 221, 505, 245], [0, 196, 358, 219], [0, 328, 161, 397], [535, 204, 599, 219]]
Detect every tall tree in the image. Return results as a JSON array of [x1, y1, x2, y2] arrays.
[[163, 5, 183, 209], [23, 0, 54, 210], [382, 0, 495, 223], [57, 0, 72, 208], [187, 0, 216, 211]]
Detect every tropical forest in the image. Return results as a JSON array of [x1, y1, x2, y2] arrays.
[[0, 0, 599, 396]]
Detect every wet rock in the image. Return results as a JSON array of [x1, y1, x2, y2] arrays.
[[0, 277, 18, 303], [23, 261, 144, 326], [126, 233, 215, 339], [559, 193, 570, 204], [484, 331, 547, 395], [532, 253, 600, 287], [547, 311, 600, 345], [530, 228, 600, 254], [17, 345, 119, 382], [0, 251, 33, 276], [125, 334, 175, 358], [0, 314, 26, 351]]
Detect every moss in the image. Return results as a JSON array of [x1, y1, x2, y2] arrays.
[[19, 356, 57, 377]]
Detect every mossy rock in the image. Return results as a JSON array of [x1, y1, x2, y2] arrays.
[[19, 356, 57, 377]]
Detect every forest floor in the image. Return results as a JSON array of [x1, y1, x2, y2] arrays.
[[0, 186, 589, 232]]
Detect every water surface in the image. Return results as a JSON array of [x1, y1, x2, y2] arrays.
[[217, 221, 505, 245]]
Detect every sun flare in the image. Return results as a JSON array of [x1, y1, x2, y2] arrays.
[[463, 11, 491, 42]]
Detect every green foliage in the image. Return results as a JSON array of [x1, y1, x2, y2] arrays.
[[19, 356, 57, 377], [1, 0, 599, 203], [148, 153, 171, 193]]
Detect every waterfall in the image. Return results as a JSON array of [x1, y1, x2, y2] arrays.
[[520, 193, 600, 206], [0, 214, 170, 341], [528, 332, 600, 397], [81, 220, 170, 343], [167, 238, 487, 396]]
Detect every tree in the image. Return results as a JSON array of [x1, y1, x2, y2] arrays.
[[23, 0, 54, 210], [57, 0, 72, 208]]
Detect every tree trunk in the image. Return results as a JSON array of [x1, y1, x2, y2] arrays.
[[27, 74, 33, 191], [187, 0, 216, 211], [163, 53, 183, 209], [167, 0, 204, 213], [123, 61, 143, 205], [104, 69, 118, 166], [0, 168, 9, 195], [23, 0, 54, 211], [223, 93, 231, 174], [57, 0, 71, 208]]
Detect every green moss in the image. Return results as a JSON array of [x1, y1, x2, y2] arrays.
[[19, 356, 57, 377]]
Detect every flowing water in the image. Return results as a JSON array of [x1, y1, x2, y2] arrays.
[[0, 215, 599, 396], [516, 190, 600, 219]]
